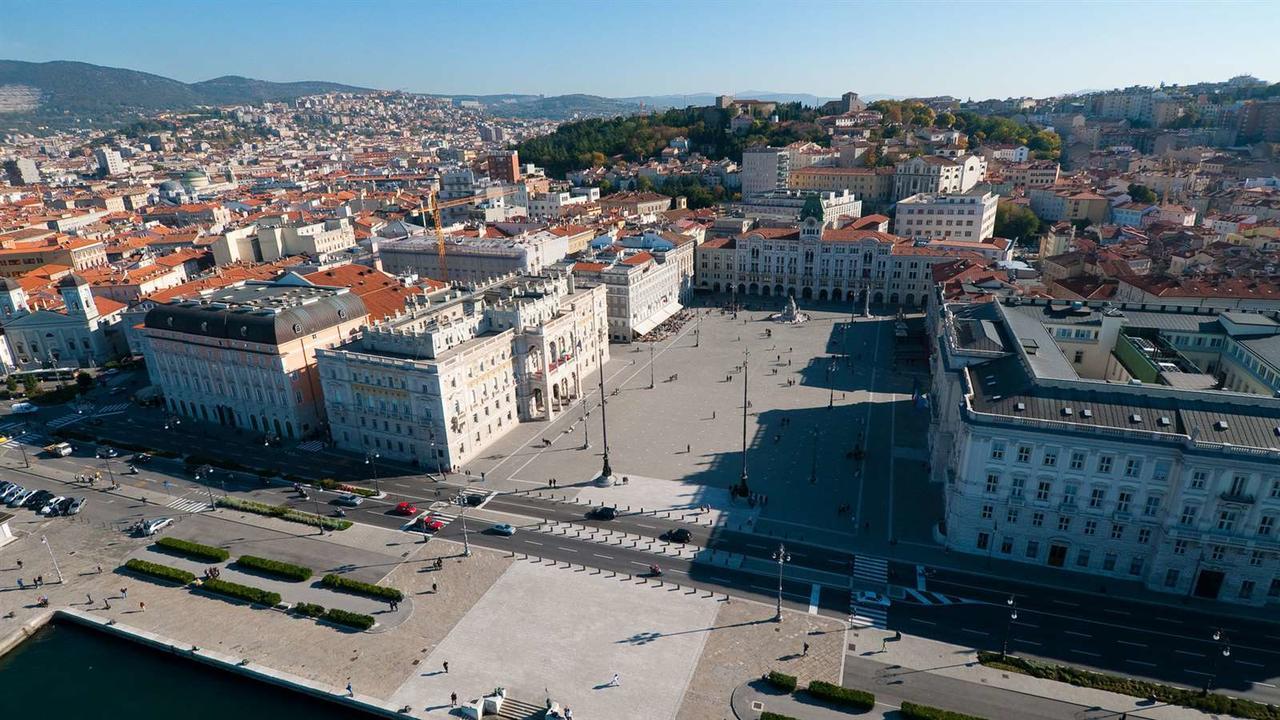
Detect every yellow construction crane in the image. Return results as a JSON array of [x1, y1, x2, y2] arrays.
[[419, 186, 520, 282]]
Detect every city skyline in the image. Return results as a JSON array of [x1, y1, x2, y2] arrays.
[[3, 0, 1278, 101]]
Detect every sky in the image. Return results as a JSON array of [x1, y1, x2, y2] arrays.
[[3, 0, 1279, 100]]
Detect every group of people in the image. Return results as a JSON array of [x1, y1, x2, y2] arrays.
[[202, 567, 221, 580], [636, 309, 695, 344]]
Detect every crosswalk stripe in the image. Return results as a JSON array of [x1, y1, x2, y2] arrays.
[[165, 498, 211, 513]]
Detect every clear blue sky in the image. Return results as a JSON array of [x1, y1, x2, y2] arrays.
[[3, 0, 1278, 99]]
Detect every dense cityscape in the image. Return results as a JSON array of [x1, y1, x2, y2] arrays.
[[1, 5, 1280, 719]]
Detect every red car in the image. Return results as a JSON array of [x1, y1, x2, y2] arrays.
[[414, 515, 445, 532], [393, 501, 418, 516]]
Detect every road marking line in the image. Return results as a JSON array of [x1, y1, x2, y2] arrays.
[[1071, 649, 1102, 657], [1117, 640, 1147, 648], [1064, 630, 1091, 638], [592, 553, 613, 559], [1238, 660, 1265, 668], [561, 548, 578, 553], [960, 628, 985, 636], [1102, 608, 1130, 615], [1126, 659, 1157, 667], [1185, 669, 1212, 677], [1012, 639, 1042, 646], [1256, 682, 1278, 688], [808, 583, 820, 615], [525, 540, 543, 546], [1175, 650, 1203, 657], [1052, 599, 1079, 607], [750, 584, 772, 592], [910, 619, 937, 626]]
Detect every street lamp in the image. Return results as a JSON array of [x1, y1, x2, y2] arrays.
[[365, 451, 381, 494], [827, 355, 836, 409], [648, 342, 655, 390], [1204, 629, 1231, 696], [196, 464, 216, 508], [596, 341, 612, 480], [1002, 595, 1018, 659], [455, 493, 472, 557], [41, 535, 64, 584], [772, 543, 791, 622], [736, 349, 750, 497]]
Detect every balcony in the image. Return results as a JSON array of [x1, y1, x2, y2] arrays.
[[1219, 491, 1256, 505]]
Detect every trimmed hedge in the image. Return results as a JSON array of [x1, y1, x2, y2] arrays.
[[236, 555, 313, 582], [292, 602, 326, 618], [978, 652, 1280, 720], [764, 671, 797, 692], [215, 496, 352, 531], [900, 701, 988, 720], [124, 558, 195, 585], [156, 536, 230, 562], [320, 573, 403, 602], [338, 484, 378, 498], [200, 578, 281, 607], [760, 713, 799, 720], [323, 607, 376, 631], [805, 681, 875, 711]]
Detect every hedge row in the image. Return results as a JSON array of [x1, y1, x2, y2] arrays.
[[215, 496, 352, 531], [805, 681, 875, 711], [124, 558, 195, 585], [200, 577, 281, 607], [236, 555, 313, 582], [155, 536, 230, 562], [764, 671, 797, 692], [320, 573, 403, 602], [339, 484, 377, 498], [978, 652, 1280, 720], [760, 713, 799, 720], [900, 701, 988, 720], [292, 602, 326, 618], [323, 607, 376, 630]]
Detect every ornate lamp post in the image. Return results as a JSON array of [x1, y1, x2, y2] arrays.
[[773, 543, 791, 621]]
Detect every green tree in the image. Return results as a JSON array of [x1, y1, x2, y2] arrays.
[[995, 202, 1041, 242], [936, 112, 956, 128], [76, 371, 94, 390], [1127, 183, 1158, 203], [21, 375, 39, 397], [4, 376, 16, 393]]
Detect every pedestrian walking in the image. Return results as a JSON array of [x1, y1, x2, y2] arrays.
[[565, 708, 573, 719], [104, 598, 110, 610], [443, 661, 449, 674], [802, 642, 809, 656], [711, 411, 716, 420], [450, 692, 457, 707], [346, 681, 353, 697], [96, 564, 102, 574], [432, 582, 438, 593], [121, 587, 128, 599], [16, 578, 23, 590], [35, 575, 43, 587], [686, 443, 691, 453], [139, 601, 146, 612], [86, 593, 92, 605], [609, 673, 620, 687], [16, 559, 22, 570]]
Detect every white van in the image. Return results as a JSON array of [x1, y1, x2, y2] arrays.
[[10, 402, 37, 414], [44, 442, 73, 457]]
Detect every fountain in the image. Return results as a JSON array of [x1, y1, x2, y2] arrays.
[[769, 295, 810, 324]]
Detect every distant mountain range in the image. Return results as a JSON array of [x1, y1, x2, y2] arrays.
[[0, 59, 894, 127], [0, 60, 371, 126]]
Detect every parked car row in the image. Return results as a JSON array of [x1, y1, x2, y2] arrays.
[[0, 481, 86, 516]]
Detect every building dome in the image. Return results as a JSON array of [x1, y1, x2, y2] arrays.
[[57, 273, 88, 288], [181, 169, 210, 189], [159, 180, 183, 193]]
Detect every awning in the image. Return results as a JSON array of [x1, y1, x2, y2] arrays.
[[631, 301, 683, 336]]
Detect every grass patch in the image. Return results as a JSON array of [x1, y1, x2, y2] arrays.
[[199, 578, 281, 607], [322, 607, 375, 630], [235, 555, 313, 582], [320, 573, 403, 602], [155, 536, 229, 562], [977, 652, 1280, 720], [124, 559, 195, 585], [900, 701, 988, 720], [805, 681, 874, 711], [215, 496, 352, 531]]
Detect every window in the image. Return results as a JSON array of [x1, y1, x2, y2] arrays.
[[1261, 516, 1275, 537], [1190, 470, 1208, 490], [1042, 449, 1058, 467], [1229, 474, 1249, 498], [1143, 495, 1162, 517], [1103, 553, 1117, 571], [1073, 350, 1084, 364], [1218, 510, 1238, 532], [1124, 458, 1143, 478], [1036, 481, 1052, 502], [1097, 456, 1113, 474], [1240, 580, 1255, 600], [1025, 540, 1039, 559], [1180, 504, 1198, 526], [1011, 477, 1025, 498], [1063, 484, 1078, 507], [1076, 548, 1091, 567], [1173, 539, 1188, 555], [1111, 524, 1125, 540], [1129, 557, 1144, 576], [1271, 479, 1280, 499], [1089, 487, 1106, 509], [985, 474, 1000, 493], [1269, 578, 1280, 599], [1164, 569, 1180, 588], [1211, 545, 1225, 561], [1116, 491, 1133, 514], [976, 532, 990, 550], [1069, 452, 1085, 471], [1031, 511, 1045, 528], [1057, 516, 1071, 531], [1250, 550, 1266, 567], [1083, 519, 1097, 536], [1138, 527, 1151, 544], [990, 441, 1006, 461], [981, 504, 994, 520], [1016, 445, 1032, 464], [1001, 536, 1014, 554]]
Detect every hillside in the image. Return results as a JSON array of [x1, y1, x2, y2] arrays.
[[0, 60, 371, 126]]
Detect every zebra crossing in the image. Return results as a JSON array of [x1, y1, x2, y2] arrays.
[[852, 554, 889, 588], [897, 588, 973, 606], [850, 555, 891, 629], [47, 413, 84, 430], [95, 403, 130, 416], [166, 497, 212, 513], [850, 599, 889, 630], [296, 440, 325, 452]]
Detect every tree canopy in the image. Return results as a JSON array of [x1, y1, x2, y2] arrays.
[[1127, 183, 1158, 203], [995, 201, 1041, 242]]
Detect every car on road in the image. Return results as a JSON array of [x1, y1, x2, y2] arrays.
[[133, 452, 152, 464], [412, 515, 445, 532], [8, 488, 34, 507], [853, 590, 891, 607], [23, 490, 54, 510], [96, 446, 118, 459], [134, 517, 173, 537], [67, 497, 87, 515], [463, 494, 485, 507], [587, 506, 618, 521], [0, 481, 15, 495], [10, 402, 37, 414], [392, 501, 418, 516], [54, 497, 76, 515], [489, 523, 516, 536], [39, 496, 66, 515], [0, 484, 22, 503], [662, 528, 692, 544], [44, 442, 73, 457], [334, 494, 364, 507]]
